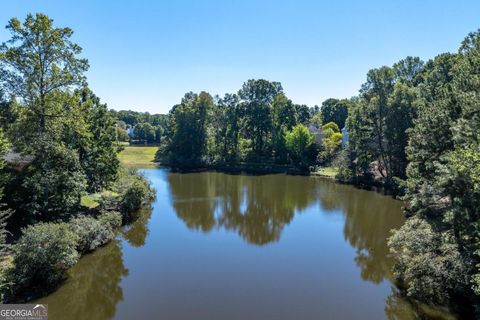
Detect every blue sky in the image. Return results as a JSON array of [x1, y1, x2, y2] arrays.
[[1, 0, 479, 113]]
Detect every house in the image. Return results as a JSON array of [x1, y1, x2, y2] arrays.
[[341, 126, 349, 147], [126, 125, 135, 139], [307, 124, 324, 145], [3, 151, 34, 170]]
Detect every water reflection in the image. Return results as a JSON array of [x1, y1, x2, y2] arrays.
[[36, 240, 128, 319], [168, 173, 322, 245], [34, 170, 459, 320], [168, 172, 403, 283], [35, 206, 154, 319], [122, 207, 153, 247]]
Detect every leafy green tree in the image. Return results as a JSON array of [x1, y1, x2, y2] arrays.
[[154, 125, 163, 144], [213, 93, 241, 162], [135, 122, 156, 143], [167, 92, 214, 167], [320, 98, 350, 128], [345, 59, 421, 187], [4, 222, 79, 299], [116, 127, 130, 142], [322, 122, 342, 154], [0, 13, 88, 137], [77, 88, 120, 192], [389, 33, 480, 308], [15, 142, 87, 221], [238, 79, 282, 159], [294, 104, 311, 124], [0, 14, 90, 220], [0, 129, 12, 255], [285, 124, 314, 169]]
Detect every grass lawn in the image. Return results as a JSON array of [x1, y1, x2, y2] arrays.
[[313, 166, 338, 178], [118, 146, 159, 168]]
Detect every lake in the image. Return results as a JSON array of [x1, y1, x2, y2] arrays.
[[36, 169, 456, 319]]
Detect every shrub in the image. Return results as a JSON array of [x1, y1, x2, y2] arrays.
[[69, 215, 112, 253], [388, 217, 471, 304], [121, 180, 150, 215], [113, 169, 154, 222], [4, 223, 79, 299], [98, 211, 122, 233]]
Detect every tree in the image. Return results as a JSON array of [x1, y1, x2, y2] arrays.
[[0, 129, 12, 255], [389, 33, 480, 308], [116, 127, 130, 142], [0, 14, 90, 221], [0, 13, 89, 137], [14, 141, 87, 221], [135, 122, 156, 143], [214, 93, 241, 162], [320, 98, 349, 129], [345, 59, 422, 187], [285, 124, 314, 169], [167, 92, 214, 167], [294, 104, 311, 125], [238, 79, 282, 159], [77, 88, 120, 192], [321, 122, 342, 155]]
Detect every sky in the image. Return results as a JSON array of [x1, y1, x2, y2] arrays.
[[1, 0, 479, 114]]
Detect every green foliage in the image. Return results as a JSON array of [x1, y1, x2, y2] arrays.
[[160, 79, 317, 170], [317, 122, 342, 165], [388, 218, 470, 304], [166, 92, 214, 167], [346, 57, 422, 187], [388, 31, 480, 309], [321, 122, 340, 133], [0, 129, 11, 255], [110, 109, 168, 127], [134, 122, 156, 143], [69, 215, 111, 253], [112, 169, 154, 221], [15, 142, 87, 221], [4, 223, 79, 299], [0, 13, 88, 137], [116, 127, 130, 142], [238, 79, 282, 159], [320, 98, 350, 129], [98, 211, 122, 233], [285, 124, 314, 168], [68, 212, 120, 254], [77, 88, 120, 192], [0, 14, 120, 221]]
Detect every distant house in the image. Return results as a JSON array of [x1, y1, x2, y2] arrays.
[[126, 125, 135, 139], [307, 124, 324, 145], [3, 151, 34, 170], [341, 126, 349, 147]]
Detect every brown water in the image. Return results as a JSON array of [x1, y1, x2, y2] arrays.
[[36, 169, 458, 320]]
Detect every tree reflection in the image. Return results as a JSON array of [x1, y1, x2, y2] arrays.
[[168, 173, 318, 245], [35, 240, 128, 320], [167, 171, 405, 285], [122, 207, 153, 247], [384, 287, 460, 320]]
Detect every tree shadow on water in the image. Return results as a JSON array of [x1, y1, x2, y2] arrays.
[[35, 240, 128, 320]]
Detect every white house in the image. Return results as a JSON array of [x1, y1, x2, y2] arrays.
[[307, 124, 324, 145], [126, 125, 135, 139], [341, 126, 349, 147]]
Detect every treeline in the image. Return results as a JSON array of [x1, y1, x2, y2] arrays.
[[386, 32, 480, 314], [0, 14, 153, 301], [338, 31, 480, 314], [157, 80, 348, 172], [330, 29, 480, 314], [154, 28, 480, 314], [110, 109, 168, 144]]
